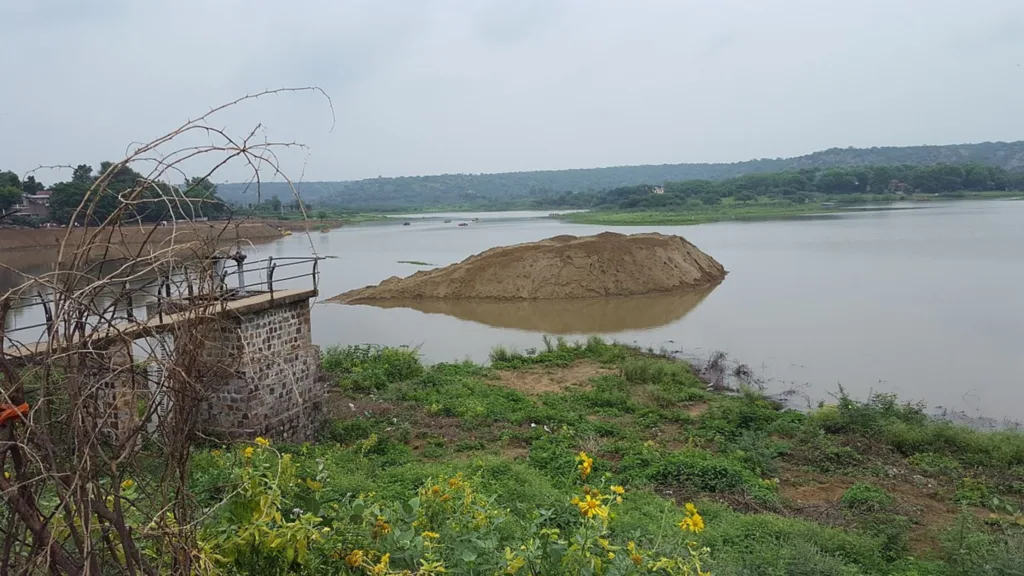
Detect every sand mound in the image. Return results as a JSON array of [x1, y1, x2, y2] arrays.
[[330, 232, 726, 303]]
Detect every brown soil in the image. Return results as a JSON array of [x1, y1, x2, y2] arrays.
[[330, 232, 726, 302], [494, 360, 613, 395], [776, 465, 983, 555], [0, 222, 286, 255], [684, 402, 710, 417]]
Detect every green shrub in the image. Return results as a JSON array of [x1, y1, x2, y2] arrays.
[[908, 452, 962, 477], [699, 503, 889, 575], [698, 392, 786, 441], [322, 418, 375, 445], [953, 477, 990, 506], [620, 448, 778, 505], [490, 336, 633, 369], [322, 345, 423, 392], [939, 511, 1024, 575], [392, 376, 536, 426], [865, 514, 912, 561], [841, 483, 894, 514]]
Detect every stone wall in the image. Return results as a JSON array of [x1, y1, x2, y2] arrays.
[[197, 297, 323, 442]]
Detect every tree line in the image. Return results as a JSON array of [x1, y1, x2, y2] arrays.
[[0, 163, 229, 225], [215, 140, 1024, 211], [0, 171, 44, 214], [571, 162, 1024, 210]]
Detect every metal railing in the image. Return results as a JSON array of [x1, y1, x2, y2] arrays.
[[1, 255, 323, 348]]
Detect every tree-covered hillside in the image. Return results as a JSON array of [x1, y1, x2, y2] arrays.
[[218, 141, 1024, 211]]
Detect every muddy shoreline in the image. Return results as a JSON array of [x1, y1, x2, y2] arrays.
[[0, 219, 346, 257]]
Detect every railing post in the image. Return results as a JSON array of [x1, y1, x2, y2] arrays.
[[236, 258, 247, 296], [267, 256, 276, 304], [0, 297, 9, 351], [228, 250, 247, 296], [37, 291, 53, 341], [313, 258, 319, 292], [124, 282, 134, 321]]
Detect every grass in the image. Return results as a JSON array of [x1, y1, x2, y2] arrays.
[[192, 338, 1024, 574], [841, 483, 895, 514], [561, 203, 839, 226], [559, 192, 1022, 226]]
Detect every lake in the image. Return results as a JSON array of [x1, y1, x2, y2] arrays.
[[4, 200, 1023, 421]]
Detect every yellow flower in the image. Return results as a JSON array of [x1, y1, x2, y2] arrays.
[[242, 446, 254, 458], [373, 516, 392, 538], [506, 555, 527, 574], [254, 436, 270, 447], [422, 531, 440, 539], [576, 451, 594, 480], [627, 541, 643, 565], [372, 552, 391, 575], [607, 552, 615, 560], [345, 549, 364, 567], [305, 478, 323, 491], [3, 471, 9, 480], [120, 479, 135, 490], [211, 449, 222, 457], [570, 496, 581, 506], [610, 485, 625, 495], [430, 485, 441, 495], [690, 512, 705, 533], [616, 496, 623, 504], [678, 503, 705, 533], [577, 495, 608, 519]]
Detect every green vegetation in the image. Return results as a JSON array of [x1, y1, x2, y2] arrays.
[[184, 338, 1024, 574], [841, 483, 895, 514], [397, 260, 434, 266], [240, 197, 385, 223], [560, 201, 841, 225], [1, 163, 231, 225], [215, 142, 1024, 211]]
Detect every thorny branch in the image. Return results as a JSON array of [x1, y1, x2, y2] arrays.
[[0, 88, 329, 575]]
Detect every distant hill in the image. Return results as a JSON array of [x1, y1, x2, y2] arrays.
[[217, 141, 1024, 211]]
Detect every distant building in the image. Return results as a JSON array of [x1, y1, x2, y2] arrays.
[[888, 179, 910, 194], [18, 190, 51, 219], [651, 186, 665, 195]]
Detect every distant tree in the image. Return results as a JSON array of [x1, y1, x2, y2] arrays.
[[21, 175, 45, 195], [72, 164, 94, 185], [180, 176, 228, 220], [0, 186, 23, 213], [47, 181, 89, 224], [315, 210, 329, 220], [700, 193, 721, 206], [0, 170, 21, 190]]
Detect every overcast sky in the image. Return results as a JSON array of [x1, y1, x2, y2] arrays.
[[3, 0, 1023, 183]]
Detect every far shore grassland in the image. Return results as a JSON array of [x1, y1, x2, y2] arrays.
[[556, 191, 1022, 226]]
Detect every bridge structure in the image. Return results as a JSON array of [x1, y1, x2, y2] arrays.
[[0, 255, 326, 443]]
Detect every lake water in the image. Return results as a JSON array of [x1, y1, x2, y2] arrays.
[[5, 200, 1024, 421]]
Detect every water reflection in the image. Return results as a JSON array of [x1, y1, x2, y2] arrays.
[[338, 284, 718, 334]]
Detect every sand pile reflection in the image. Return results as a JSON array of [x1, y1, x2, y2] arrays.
[[341, 284, 718, 334]]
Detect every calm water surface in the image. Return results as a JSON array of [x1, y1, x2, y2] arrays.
[[6, 201, 1024, 420]]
